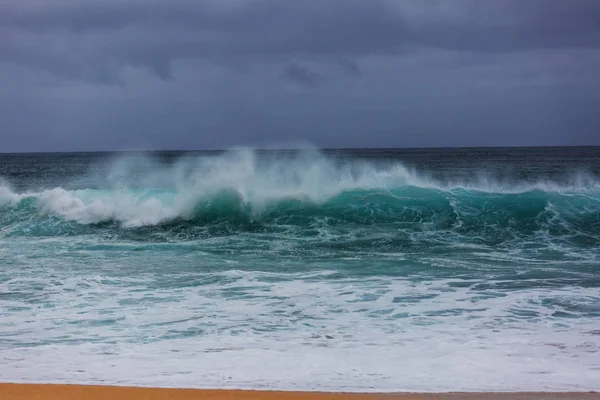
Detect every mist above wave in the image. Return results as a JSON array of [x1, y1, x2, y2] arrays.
[[1, 148, 599, 234]]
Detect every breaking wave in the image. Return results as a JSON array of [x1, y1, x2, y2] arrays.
[[1, 149, 599, 246]]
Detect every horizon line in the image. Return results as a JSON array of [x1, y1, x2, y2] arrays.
[[1, 144, 599, 155]]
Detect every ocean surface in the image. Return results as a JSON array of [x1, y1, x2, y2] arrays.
[[1, 147, 599, 392]]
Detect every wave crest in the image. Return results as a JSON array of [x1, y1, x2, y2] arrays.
[[1, 149, 599, 245]]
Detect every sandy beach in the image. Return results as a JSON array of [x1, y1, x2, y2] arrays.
[[1, 384, 599, 400]]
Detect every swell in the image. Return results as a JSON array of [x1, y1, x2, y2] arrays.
[[2, 148, 600, 245], [1, 185, 599, 247]]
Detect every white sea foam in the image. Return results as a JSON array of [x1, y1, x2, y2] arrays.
[[1, 149, 599, 392], [36, 188, 183, 227], [1, 148, 599, 228], [1, 269, 599, 392], [0, 180, 24, 206]]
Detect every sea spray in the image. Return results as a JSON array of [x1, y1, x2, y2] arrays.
[[0, 149, 599, 246], [1, 148, 599, 391]]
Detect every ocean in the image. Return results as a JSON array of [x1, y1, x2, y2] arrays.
[[1, 147, 599, 392]]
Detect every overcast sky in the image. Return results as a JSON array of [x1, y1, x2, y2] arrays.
[[1, 0, 600, 152]]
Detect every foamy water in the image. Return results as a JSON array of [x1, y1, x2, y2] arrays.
[[1, 148, 599, 391]]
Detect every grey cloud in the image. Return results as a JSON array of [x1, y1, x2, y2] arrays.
[[336, 58, 362, 78], [1, 0, 600, 152], [411, 1, 600, 53], [280, 63, 323, 88], [2, 0, 600, 82]]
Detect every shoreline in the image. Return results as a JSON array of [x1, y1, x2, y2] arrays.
[[1, 384, 599, 400]]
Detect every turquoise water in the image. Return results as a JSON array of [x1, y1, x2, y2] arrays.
[[1, 148, 599, 391]]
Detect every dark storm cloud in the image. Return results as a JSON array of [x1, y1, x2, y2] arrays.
[[2, 0, 600, 82], [280, 64, 323, 87], [1, 0, 600, 152], [336, 58, 362, 79]]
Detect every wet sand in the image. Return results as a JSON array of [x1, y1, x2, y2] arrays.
[[1, 384, 598, 400]]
